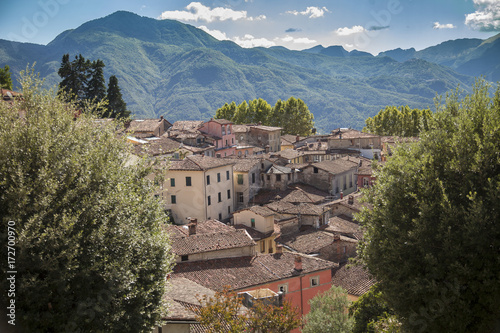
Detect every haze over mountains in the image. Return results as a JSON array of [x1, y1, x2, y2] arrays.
[[1, 11, 498, 132]]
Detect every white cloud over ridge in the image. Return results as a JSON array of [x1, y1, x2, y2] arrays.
[[159, 2, 264, 22], [198, 26, 229, 40], [335, 25, 366, 36], [465, 0, 500, 31], [286, 6, 329, 19], [433, 22, 456, 29], [233, 34, 276, 48], [279, 35, 316, 44]]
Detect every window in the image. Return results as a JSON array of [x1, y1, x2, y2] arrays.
[[186, 177, 192, 186], [228, 206, 231, 214], [251, 218, 255, 228], [238, 151, 242, 157], [252, 173, 256, 184], [232, 138, 234, 144], [245, 150, 249, 156], [260, 241, 266, 253], [310, 276, 319, 287], [349, 174, 353, 188], [171, 195, 176, 204], [237, 174, 244, 185], [276, 174, 281, 181], [222, 126, 226, 136], [363, 177, 370, 187], [218, 213, 222, 220], [217, 173, 221, 182], [225, 140, 228, 146], [216, 153, 221, 158], [237, 192, 244, 203], [268, 240, 273, 253], [228, 126, 231, 134], [226, 170, 230, 180], [343, 175, 347, 190], [207, 196, 211, 206], [261, 163, 264, 169], [227, 189, 231, 199], [170, 178, 175, 187], [288, 174, 291, 181], [278, 284, 288, 293], [266, 175, 270, 181], [218, 192, 222, 202], [313, 167, 319, 174], [181, 255, 189, 262], [206, 175, 210, 185]]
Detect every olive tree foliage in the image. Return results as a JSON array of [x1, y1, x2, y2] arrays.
[[302, 285, 354, 333], [357, 79, 500, 333], [0, 69, 174, 332]]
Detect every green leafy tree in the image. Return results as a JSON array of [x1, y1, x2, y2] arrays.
[[248, 298, 301, 333], [364, 106, 432, 137], [279, 96, 315, 136], [350, 284, 393, 333], [107, 75, 130, 119], [215, 101, 237, 121], [196, 287, 301, 333], [302, 285, 354, 333], [0, 65, 13, 90], [195, 286, 248, 333], [357, 79, 500, 333], [0, 68, 174, 332]]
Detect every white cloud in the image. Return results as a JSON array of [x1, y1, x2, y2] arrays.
[[198, 26, 229, 41], [433, 22, 456, 29], [233, 34, 276, 48], [159, 2, 264, 22], [286, 6, 330, 19], [279, 35, 317, 44], [344, 44, 354, 48], [335, 25, 366, 36], [465, 0, 500, 31]]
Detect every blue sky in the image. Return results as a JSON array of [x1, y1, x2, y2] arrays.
[[1, 0, 499, 55]]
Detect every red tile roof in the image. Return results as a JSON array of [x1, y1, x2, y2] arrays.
[[279, 229, 357, 254], [331, 264, 376, 296], [173, 253, 337, 291], [169, 155, 235, 171], [171, 229, 256, 256]]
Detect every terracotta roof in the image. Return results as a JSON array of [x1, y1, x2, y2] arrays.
[[234, 224, 274, 241], [163, 277, 215, 321], [133, 136, 181, 156], [245, 205, 276, 217], [208, 118, 233, 125], [330, 128, 380, 139], [171, 229, 255, 256], [280, 229, 357, 254], [281, 134, 303, 146], [325, 215, 361, 236], [266, 165, 292, 174], [169, 155, 235, 171], [128, 118, 171, 132], [166, 219, 235, 238], [249, 125, 282, 132], [281, 184, 329, 204], [173, 253, 337, 291], [223, 158, 261, 172], [276, 149, 303, 160], [331, 264, 376, 296], [266, 201, 324, 216], [305, 158, 358, 175], [171, 120, 204, 131]]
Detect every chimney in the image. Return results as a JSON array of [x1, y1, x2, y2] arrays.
[[340, 191, 344, 200], [296, 135, 300, 142], [265, 145, 270, 153], [294, 255, 303, 272], [333, 233, 340, 241], [276, 244, 283, 254], [348, 196, 354, 205], [359, 160, 362, 167], [159, 116, 164, 121], [188, 218, 198, 235]]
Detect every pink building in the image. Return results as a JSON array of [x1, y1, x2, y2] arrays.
[[199, 118, 236, 157]]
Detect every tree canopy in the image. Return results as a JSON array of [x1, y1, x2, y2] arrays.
[[302, 285, 354, 333], [0, 68, 174, 332], [195, 286, 301, 333], [363, 105, 433, 137], [215, 96, 315, 136], [0, 65, 13, 90], [58, 54, 129, 118], [357, 79, 500, 333]]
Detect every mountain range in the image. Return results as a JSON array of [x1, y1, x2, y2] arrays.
[[1, 11, 498, 132]]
